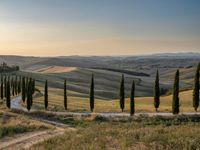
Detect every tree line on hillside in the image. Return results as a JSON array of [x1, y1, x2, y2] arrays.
[[0, 62, 19, 73], [0, 62, 199, 116]]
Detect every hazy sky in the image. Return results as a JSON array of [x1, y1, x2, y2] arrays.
[[0, 0, 200, 56]]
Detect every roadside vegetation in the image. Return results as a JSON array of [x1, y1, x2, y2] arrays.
[[0, 112, 51, 138], [33, 116, 200, 150]]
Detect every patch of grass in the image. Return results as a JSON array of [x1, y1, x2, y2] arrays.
[[33, 118, 200, 150], [0, 113, 52, 138], [59, 117, 89, 128], [0, 125, 34, 138]]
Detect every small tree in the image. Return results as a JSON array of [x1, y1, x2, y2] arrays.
[[6, 80, 10, 109], [193, 63, 200, 112], [64, 79, 67, 110], [44, 80, 48, 110], [130, 80, 135, 116], [120, 74, 125, 112], [154, 70, 160, 112], [172, 70, 180, 114], [90, 74, 94, 112]]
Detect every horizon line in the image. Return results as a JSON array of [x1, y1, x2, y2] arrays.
[[0, 52, 200, 58]]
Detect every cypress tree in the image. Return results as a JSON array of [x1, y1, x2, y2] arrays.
[[14, 76, 18, 95], [22, 77, 26, 103], [154, 70, 160, 112], [44, 80, 48, 110], [172, 70, 180, 114], [4, 76, 7, 98], [26, 79, 31, 111], [25, 77, 29, 98], [11, 77, 14, 96], [120, 74, 125, 112], [10, 76, 13, 89], [0, 76, 3, 99], [193, 63, 200, 112], [90, 74, 94, 112], [30, 78, 33, 107], [0, 75, 1, 100], [32, 79, 35, 95], [64, 79, 67, 110], [12, 76, 15, 96], [6, 80, 10, 109], [18, 76, 21, 94], [130, 80, 135, 116]]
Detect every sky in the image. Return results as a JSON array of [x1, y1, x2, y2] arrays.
[[0, 0, 200, 56]]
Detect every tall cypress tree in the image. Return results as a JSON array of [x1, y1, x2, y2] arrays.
[[44, 80, 48, 110], [0, 75, 2, 99], [4, 76, 7, 99], [30, 78, 33, 107], [32, 79, 35, 95], [154, 70, 160, 112], [18, 76, 21, 94], [90, 74, 94, 112], [172, 70, 180, 114], [6, 80, 10, 109], [193, 63, 200, 112], [25, 77, 29, 98], [12, 76, 15, 96], [14, 76, 18, 95], [120, 74, 125, 112], [26, 78, 31, 111], [22, 77, 26, 103], [0, 76, 3, 99], [130, 80, 135, 116], [11, 77, 14, 96], [64, 79, 67, 110]]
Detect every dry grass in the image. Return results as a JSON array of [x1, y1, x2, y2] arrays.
[[32, 117, 200, 150], [0, 112, 52, 138]]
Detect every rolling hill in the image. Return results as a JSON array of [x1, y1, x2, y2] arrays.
[[0, 53, 199, 99]]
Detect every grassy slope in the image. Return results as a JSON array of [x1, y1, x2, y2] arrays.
[[16, 65, 196, 100], [33, 88, 196, 113]]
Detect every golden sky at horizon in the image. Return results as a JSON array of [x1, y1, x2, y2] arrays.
[[0, 0, 200, 56]]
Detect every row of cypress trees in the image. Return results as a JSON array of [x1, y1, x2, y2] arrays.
[[107, 63, 199, 115], [0, 75, 35, 111], [22, 62, 200, 115], [0, 75, 23, 108], [1, 62, 199, 115], [153, 63, 200, 114]]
